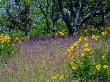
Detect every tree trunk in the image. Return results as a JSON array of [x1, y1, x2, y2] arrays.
[[68, 25, 78, 36], [65, 22, 78, 36], [45, 16, 50, 33], [24, 31, 28, 37], [67, 24, 75, 36], [63, 18, 77, 36]]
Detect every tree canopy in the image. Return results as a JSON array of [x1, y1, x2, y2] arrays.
[[0, 0, 110, 36]]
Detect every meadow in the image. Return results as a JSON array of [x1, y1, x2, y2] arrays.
[[0, 0, 110, 81], [0, 26, 110, 82]]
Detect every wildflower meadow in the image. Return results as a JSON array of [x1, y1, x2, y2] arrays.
[[0, 0, 110, 82]]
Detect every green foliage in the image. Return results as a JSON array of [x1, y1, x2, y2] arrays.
[[0, 0, 109, 37], [21, 0, 32, 4], [57, 19, 68, 32], [29, 25, 46, 37], [66, 35, 110, 81], [0, 33, 19, 65], [79, 26, 110, 36], [68, 47, 110, 81], [28, 19, 68, 37], [7, 30, 24, 42], [0, 42, 19, 65], [0, 43, 17, 57]]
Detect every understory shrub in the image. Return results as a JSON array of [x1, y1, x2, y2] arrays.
[[0, 34, 19, 65]]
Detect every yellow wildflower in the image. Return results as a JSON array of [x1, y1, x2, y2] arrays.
[[67, 49, 71, 52], [72, 41, 79, 48], [64, 49, 71, 57], [84, 36, 88, 41], [64, 51, 71, 57], [84, 43, 89, 47], [102, 31, 107, 35], [59, 32, 65, 36], [83, 47, 91, 52], [74, 51, 79, 56], [94, 35, 100, 41], [92, 35, 100, 41], [71, 63, 77, 70], [5, 34, 10, 42], [70, 45, 75, 50], [0, 34, 10, 43], [70, 55, 75, 59], [71, 49, 76, 53], [96, 64, 101, 70], [64, 51, 68, 55], [59, 75, 64, 80], [103, 65, 109, 69], [92, 35, 96, 39], [75, 60, 80, 64], [80, 53, 85, 56], [78, 36, 83, 42], [82, 43, 91, 52], [55, 31, 65, 36], [51, 75, 57, 80]]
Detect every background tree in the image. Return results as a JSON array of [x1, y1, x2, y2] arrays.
[[52, 0, 110, 35], [0, 0, 34, 36], [0, 0, 110, 37]]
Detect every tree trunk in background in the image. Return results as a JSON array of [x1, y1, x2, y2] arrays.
[[45, 15, 50, 33], [63, 20, 76, 36], [52, 20, 57, 32]]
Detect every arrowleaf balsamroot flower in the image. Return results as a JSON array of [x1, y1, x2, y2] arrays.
[[80, 52, 85, 56], [70, 55, 75, 59], [96, 64, 101, 70], [78, 36, 83, 42], [55, 31, 65, 36], [84, 36, 89, 41], [82, 43, 91, 52], [59, 74, 64, 80], [103, 65, 109, 69], [0, 34, 10, 43], [102, 31, 107, 35], [71, 63, 77, 70], [92, 35, 96, 39], [51, 74, 65, 81], [92, 35, 100, 41], [51, 75, 57, 80]]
